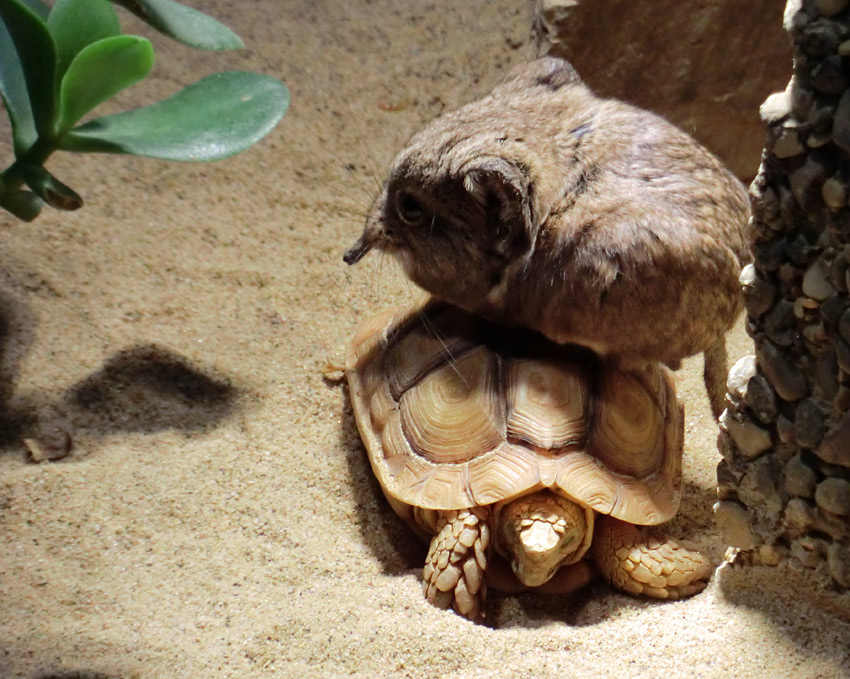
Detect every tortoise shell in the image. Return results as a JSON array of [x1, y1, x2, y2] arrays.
[[346, 299, 684, 525]]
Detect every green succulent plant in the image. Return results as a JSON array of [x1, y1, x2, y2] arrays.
[[0, 0, 290, 221]]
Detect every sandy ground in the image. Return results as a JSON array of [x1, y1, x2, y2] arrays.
[[1, 1, 849, 678]]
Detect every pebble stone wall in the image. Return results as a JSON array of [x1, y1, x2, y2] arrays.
[[715, 0, 850, 589]]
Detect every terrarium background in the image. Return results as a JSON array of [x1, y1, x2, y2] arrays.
[[0, 1, 847, 678]]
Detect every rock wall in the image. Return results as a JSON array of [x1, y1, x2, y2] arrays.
[[532, 0, 791, 180], [715, 0, 850, 589]]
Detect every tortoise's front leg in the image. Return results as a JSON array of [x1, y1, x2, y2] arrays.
[[591, 515, 712, 599], [422, 507, 490, 620]]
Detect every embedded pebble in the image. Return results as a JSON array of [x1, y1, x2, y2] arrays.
[[745, 374, 779, 424], [789, 70, 813, 117], [764, 300, 796, 346], [812, 103, 839, 133], [802, 259, 835, 300], [816, 410, 850, 465], [835, 385, 850, 412], [807, 131, 833, 148], [716, 459, 740, 499], [812, 55, 848, 95], [771, 127, 805, 158], [754, 238, 789, 271], [828, 542, 850, 587], [758, 543, 784, 566], [837, 341, 850, 373], [24, 405, 73, 462], [789, 158, 829, 209], [751, 182, 780, 220], [795, 398, 826, 448], [720, 411, 772, 459], [785, 497, 817, 528], [830, 256, 848, 291], [791, 536, 828, 568], [819, 292, 845, 322], [785, 454, 818, 497], [738, 456, 783, 514], [802, 20, 842, 56], [832, 90, 850, 154], [793, 297, 811, 319], [713, 501, 755, 550], [839, 307, 850, 343], [787, 234, 813, 265], [759, 90, 793, 124], [744, 278, 777, 318], [817, 505, 850, 540], [822, 176, 848, 208], [726, 354, 757, 397], [840, 39, 850, 56], [814, 349, 840, 402], [757, 341, 808, 401], [815, 478, 850, 515], [777, 415, 796, 444], [816, 0, 850, 16], [740, 264, 777, 317], [778, 263, 802, 287]]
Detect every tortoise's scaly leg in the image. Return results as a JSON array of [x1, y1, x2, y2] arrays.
[[591, 515, 712, 599], [422, 507, 490, 620]]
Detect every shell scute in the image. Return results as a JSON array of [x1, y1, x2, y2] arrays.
[[400, 346, 505, 465], [506, 358, 588, 450]]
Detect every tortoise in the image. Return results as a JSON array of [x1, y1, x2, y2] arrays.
[[342, 298, 711, 619]]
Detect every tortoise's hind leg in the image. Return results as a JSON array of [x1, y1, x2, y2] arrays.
[[591, 515, 712, 599], [703, 335, 728, 420], [422, 507, 490, 620]]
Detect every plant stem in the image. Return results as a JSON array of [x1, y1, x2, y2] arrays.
[[0, 137, 56, 198]]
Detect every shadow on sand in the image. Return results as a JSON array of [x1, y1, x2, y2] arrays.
[[67, 344, 237, 435]]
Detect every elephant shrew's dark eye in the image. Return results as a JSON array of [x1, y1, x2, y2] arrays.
[[396, 192, 424, 225]]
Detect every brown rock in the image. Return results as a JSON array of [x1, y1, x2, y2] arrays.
[[714, 500, 756, 550], [720, 410, 773, 459], [815, 478, 850, 515], [795, 398, 826, 448], [785, 454, 819, 497], [816, 0, 850, 17], [786, 497, 818, 528], [802, 259, 835, 300], [740, 264, 777, 317], [817, 410, 850, 465], [757, 340, 808, 402], [532, 0, 790, 179], [828, 542, 850, 587], [791, 535, 829, 568], [840, 307, 850, 343], [833, 90, 850, 154]]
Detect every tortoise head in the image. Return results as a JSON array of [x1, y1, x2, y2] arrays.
[[496, 490, 592, 588]]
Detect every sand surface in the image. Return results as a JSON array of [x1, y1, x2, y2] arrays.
[[1, 1, 849, 678]]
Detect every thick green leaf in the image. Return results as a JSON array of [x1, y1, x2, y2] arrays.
[[110, 0, 243, 50], [58, 72, 289, 161], [0, 18, 36, 154], [48, 0, 121, 77], [57, 35, 154, 134], [19, 163, 83, 210], [0, 188, 43, 221], [0, 0, 57, 140], [16, 0, 48, 22]]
